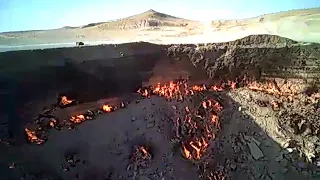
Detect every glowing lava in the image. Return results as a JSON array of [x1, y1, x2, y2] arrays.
[[60, 96, 74, 106], [102, 105, 112, 112], [25, 128, 44, 145], [70, 114, 86, 124]]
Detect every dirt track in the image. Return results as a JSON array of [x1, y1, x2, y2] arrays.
[[0, 34, 320, 180]]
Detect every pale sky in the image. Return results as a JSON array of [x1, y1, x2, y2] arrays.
[[0, 0, 319, 32]]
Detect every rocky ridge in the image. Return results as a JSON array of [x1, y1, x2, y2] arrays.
[[167, 34, 320, 81]]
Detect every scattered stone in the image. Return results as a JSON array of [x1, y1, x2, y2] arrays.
[[275, 153, 284, 162], [286, 148, 294, 153], [296, 161, 307, 170], [265, 175, 272, 180], [250, 137, 261, 146], [240, 164, 247, 169], [127, 164, 132, 171], [268, 171, 276, 180], [233, 144, 240, 153], [247, 141, 264, 160], [282, 141, 291, 149], [264, 140, 272, 147], [243, 135, 250, 141], [280, 159, 289, 167], [315, 146, 320, 154], [133, 171, 138, 179], [139, 175, 150, 180], [281, 167, 288, 174], [230, 163, 237, 170], [65, 154, 80, 167], [146, 120, 155, 128], [8, 162, 15, 169]]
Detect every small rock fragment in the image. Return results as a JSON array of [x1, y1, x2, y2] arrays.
[[264, 140, 272, 147], [127, 164, 132, 171], [244, 135, 250, 141], [230, 163, 237, 170], [280, 159, 289, 167], [286, 148, 294, 153], [265, 175, 272, 180], [250, 137, 261, 146], [281, 167, 288, 174], [282, 141, 290, 148], [296, 161, 307, 170], [139, 176, 150, 180], [146, 120, 155, 128], [247, 141, 264, 160], [8, 162, 15, 169], [275, 153, 284, 162]]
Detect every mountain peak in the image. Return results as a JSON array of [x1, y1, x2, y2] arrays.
[[138, 9, 177, 19], [147, 9, 156, 13]]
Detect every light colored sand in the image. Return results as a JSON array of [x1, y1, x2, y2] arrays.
[[0, 8, 319, 52]]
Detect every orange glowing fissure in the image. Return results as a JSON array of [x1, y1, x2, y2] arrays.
[[138, 80, 238, 99], [70, 114, 86, 124], [183, 145, 191, 159], [139, 146, 149, 158], [70, 104, 113, 124], [25, 128, 44, 145], [60, 96, 73, 106], [102, 105, 112, 112], [176, 79, 294, 160], [180, 98, 223, 160], [247, 81, 283, 95], [141, 79, 292, 97], [182, 137, 209, 160], [25, 79, 290, 146]]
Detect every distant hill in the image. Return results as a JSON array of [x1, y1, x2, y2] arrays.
[[81, 9, 199, 30], [211, 8, 320, 29], [81, 22, 105, 28], [61, 26, 78, 29]]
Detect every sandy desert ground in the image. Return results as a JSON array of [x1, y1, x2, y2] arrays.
[[0, 8, 320, 52]]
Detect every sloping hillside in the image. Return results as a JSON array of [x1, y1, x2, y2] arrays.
[[89, 9, 200, 30], [211, 8, 320, 43], [211, 8, 320, 29]]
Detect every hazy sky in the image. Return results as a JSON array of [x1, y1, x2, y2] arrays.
[[0, 0, 319, 32]]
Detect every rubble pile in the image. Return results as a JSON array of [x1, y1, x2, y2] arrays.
[[167, 35, 320, 81]]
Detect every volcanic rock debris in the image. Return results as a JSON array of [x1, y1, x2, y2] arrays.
[[18, 76, 319, 179], [2, 35, 320, 180]]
